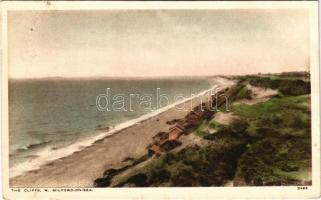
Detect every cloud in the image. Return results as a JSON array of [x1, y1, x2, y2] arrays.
[[8, 9, 309, 78]]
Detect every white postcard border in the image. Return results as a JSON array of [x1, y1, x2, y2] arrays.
[[1, 1, 320, 199]]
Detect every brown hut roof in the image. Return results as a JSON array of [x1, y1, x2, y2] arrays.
[[149, 145, 161, 155], [169, 124, 185, 132], [168, 127, 183, 141]]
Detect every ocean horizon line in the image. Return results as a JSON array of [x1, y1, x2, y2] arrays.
[[9, 83, 222, 178], [8, 75, 219, 81], [8, 70, 309, 81]]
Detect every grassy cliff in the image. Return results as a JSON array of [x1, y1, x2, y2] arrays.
[[96, 73, 311, 187]]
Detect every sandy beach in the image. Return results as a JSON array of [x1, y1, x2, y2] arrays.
[[10, 77, 234, 187]]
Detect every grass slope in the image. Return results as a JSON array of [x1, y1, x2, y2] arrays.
[[104, 74, 311, 187]]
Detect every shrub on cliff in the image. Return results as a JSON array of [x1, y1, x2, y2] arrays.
[[242, 76, 310, 96]]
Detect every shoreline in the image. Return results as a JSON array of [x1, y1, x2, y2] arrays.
[[9, 78, 222, 178], [10, 77, 235, 187]]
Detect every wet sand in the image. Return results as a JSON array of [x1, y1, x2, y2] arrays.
[[10, 77, 234, 187]]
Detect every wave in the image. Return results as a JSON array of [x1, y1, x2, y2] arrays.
[[12, 141, 52, 153], [9, 85, 220, 178]]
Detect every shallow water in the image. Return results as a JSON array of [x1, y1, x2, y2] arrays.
[[9, 78, 210, 177]]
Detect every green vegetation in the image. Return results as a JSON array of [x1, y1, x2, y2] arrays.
[[108, 73, 311, 187], [195, 120, 211, 138], [232, 95, 311, 138], [234, 85, 252, 100], [117, 141, 246, 187], [232, 94, 311, 185], [239, 76, 310, 96], [195, 120, 226, 138]]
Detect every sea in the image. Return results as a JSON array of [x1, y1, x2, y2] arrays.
[[9, 78, 211, 177]]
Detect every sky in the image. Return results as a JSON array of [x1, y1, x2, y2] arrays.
[[8, 9, 309, 78]]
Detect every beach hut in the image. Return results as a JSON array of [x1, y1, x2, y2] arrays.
[[152, 132, 169, 141], [185, 112, 201, 126], [148, 144, 161, 156], [168, 126, 184, 141], [160, 140, 182, 151], [185, 112, 200, 120], [192, 104, 207, 117]]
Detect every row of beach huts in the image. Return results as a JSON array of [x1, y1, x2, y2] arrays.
[[93, 85, 237, 187], [147, 87, 231, 156]]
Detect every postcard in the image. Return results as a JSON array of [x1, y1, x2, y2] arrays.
[[1, 1, 320, 199]]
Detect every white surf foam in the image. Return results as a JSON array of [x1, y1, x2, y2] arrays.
[[10, 83, 224, 178]]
